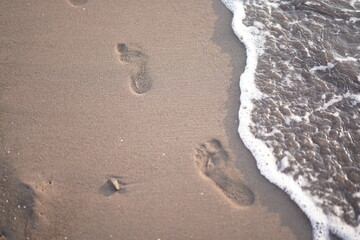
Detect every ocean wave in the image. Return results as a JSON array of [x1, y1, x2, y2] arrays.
[[221, 0, 360, 239]]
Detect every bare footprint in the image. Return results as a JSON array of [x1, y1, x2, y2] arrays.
[[0, 178, 38, 240], [68, 0, 88, 7], [116, 43, 152, 94], [195, 139, 255, 206]]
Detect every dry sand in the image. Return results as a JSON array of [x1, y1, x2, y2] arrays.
[[0, 0, 313, 239]]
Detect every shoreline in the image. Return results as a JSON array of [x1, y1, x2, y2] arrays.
[[0, 0, 312, 239]]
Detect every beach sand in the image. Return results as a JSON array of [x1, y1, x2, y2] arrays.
[[0, 0, 313, 239]]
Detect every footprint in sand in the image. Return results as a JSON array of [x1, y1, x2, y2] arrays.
[[116, 43, 152, 94], [68, 0, 88, 7], [0, 179, 38, 240], [195, 139, 255, 206]]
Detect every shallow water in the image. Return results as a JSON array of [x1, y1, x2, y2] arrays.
[[221, 0, 360, 239]]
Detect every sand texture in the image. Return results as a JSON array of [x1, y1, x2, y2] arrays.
[[0, 0, 313, 239]]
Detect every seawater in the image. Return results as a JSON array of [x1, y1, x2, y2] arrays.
[[221, 0, 360, 239]]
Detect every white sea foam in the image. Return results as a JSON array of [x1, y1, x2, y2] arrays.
[[305, 1, 321, 6], [333, 53, 358, 62], [221, 0, 360, 239], [310, 62, 335, 73], [350, 0, 359, 8], [318, 92, 360, 111]]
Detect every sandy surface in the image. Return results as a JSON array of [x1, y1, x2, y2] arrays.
[[0, 0, 313, 239]]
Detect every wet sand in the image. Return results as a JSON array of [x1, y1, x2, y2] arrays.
[[0, 0, 312, 239]]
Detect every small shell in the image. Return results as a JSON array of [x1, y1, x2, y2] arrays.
[[109, 178, 121, 191]]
